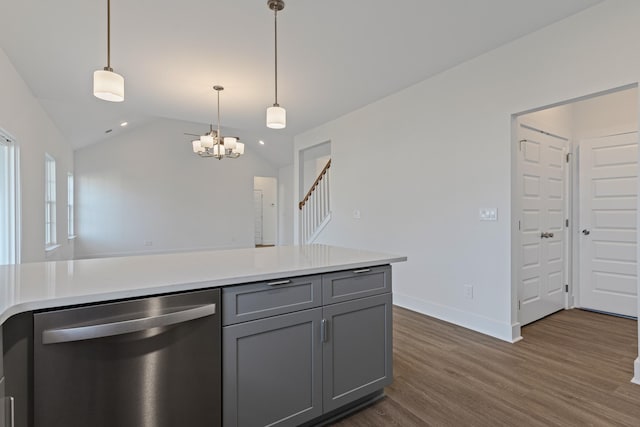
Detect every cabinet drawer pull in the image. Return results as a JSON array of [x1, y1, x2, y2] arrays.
[[353, 268, 372, 274], [266, 280, 292, 286]]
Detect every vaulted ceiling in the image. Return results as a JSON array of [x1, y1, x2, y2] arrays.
[[0, 0, 602, 167]]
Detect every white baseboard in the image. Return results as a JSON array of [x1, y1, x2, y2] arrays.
[[393, 292, 519, 343], [632, 358, 640, 385]]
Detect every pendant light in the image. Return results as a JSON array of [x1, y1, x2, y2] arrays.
[[93, 0, 124, 102], [266, 0, 286, 129]]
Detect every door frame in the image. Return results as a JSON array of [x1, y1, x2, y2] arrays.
[[512, 120, 572, 334], [510, 83, 639, 343]]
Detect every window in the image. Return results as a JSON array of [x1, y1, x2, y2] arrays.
[[67, 173, 75, 238], [0, 131, 19, 265], [45, 154, 57, 248]]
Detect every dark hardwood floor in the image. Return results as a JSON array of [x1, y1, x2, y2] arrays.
[[331, 307, 640, 426]]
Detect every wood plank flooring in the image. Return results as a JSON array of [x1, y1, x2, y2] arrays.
[[331, 307, 640, 426]]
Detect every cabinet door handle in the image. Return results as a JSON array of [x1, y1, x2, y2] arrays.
[[266, 280, 292, 286], [321, 319, 328, 343], [353, 268, 372, 274]]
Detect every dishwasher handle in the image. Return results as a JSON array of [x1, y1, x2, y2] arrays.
[[42, 303, 216, 345]]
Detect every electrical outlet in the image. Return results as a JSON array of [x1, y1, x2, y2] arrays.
[[464, 284, 474, 299]]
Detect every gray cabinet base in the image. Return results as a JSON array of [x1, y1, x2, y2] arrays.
[[299, 390, 385, 427]]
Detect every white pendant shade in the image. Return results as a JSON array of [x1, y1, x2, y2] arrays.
[[266, 106, 286, 129], [200, 134, 215, 148], [233, 142, 245, 155], [93, 69, 124, 102], [213, 145, 225, 156], [224, 137, 237, 150], [192, 140, 204, 153]]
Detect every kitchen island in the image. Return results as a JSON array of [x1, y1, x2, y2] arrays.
[[0, 245, 406, 427]]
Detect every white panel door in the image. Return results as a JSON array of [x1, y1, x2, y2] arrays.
[[518, 126, 568, 326], [579, 133, 638, 317], [254, 190, 263, 245]]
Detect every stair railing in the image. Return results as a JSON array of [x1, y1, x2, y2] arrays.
[[299, 159, 331, 243]]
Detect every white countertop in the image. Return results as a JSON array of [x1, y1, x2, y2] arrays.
[[0, 245, 406, 324]]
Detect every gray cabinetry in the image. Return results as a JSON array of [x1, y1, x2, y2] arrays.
[[0, 326, 7, 427], [322, 293, 393, 412], [223, 275, 321, 325], [223, 308, 323, 427], [322, 265, 391, 305], [223, 265, 393, 426], [0, 327, 12, 427]]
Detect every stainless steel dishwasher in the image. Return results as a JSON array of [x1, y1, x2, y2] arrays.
[[33, 288, 221, 427]]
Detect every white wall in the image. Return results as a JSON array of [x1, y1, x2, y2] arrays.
[[573, 87, 638, 139], [74, 118, 278, 258], [254, 176, 277, 245], [294, 0, 640, 345], [0, 47, 74, 263], [278, 165, 294, 245]]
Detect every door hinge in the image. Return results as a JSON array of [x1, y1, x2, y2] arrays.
[[518, 220, 521, 231], [565, 284, 569, 293], [518, 300, 521, 310], [565, 219, 569, 228], [566, 153, 571, 163], [519, 139, 526, 152]]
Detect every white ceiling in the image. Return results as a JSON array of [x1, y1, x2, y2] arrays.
[[0, 0, 602, 168]]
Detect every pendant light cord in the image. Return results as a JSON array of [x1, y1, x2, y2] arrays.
[[274, 7, 278, 106], [107, 0, 111, 69]]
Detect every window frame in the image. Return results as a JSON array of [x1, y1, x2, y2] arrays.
[[45, 153, 58, 250], [0, 130, 20, 264], [67, 172, 76, 239]]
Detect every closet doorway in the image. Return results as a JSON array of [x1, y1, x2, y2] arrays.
[[513, 85, 639, 327]]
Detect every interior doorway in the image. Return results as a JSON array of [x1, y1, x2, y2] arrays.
[[513, 84, 639, 328], [254, 177, 278, 247]]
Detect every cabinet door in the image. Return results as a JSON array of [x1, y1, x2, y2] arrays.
[[223, 308, 323, 427], [322, 293, 393, 412]]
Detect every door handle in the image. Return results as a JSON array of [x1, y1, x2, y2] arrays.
[[540, 232, 555, 239], [266, 280, 292, 286], [42, 303, 216, 344], [582, 229, 590, 236], [321, 319, 328, 343]]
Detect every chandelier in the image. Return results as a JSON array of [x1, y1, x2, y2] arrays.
[[192, 86, 244, 159]]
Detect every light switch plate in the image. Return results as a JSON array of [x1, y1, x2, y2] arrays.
[[353, 209, 361, 219], [479, 208, 498, 221]]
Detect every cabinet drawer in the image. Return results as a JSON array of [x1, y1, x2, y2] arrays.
[[322, 265, 391, 305], [223, 275, 322, 325]]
